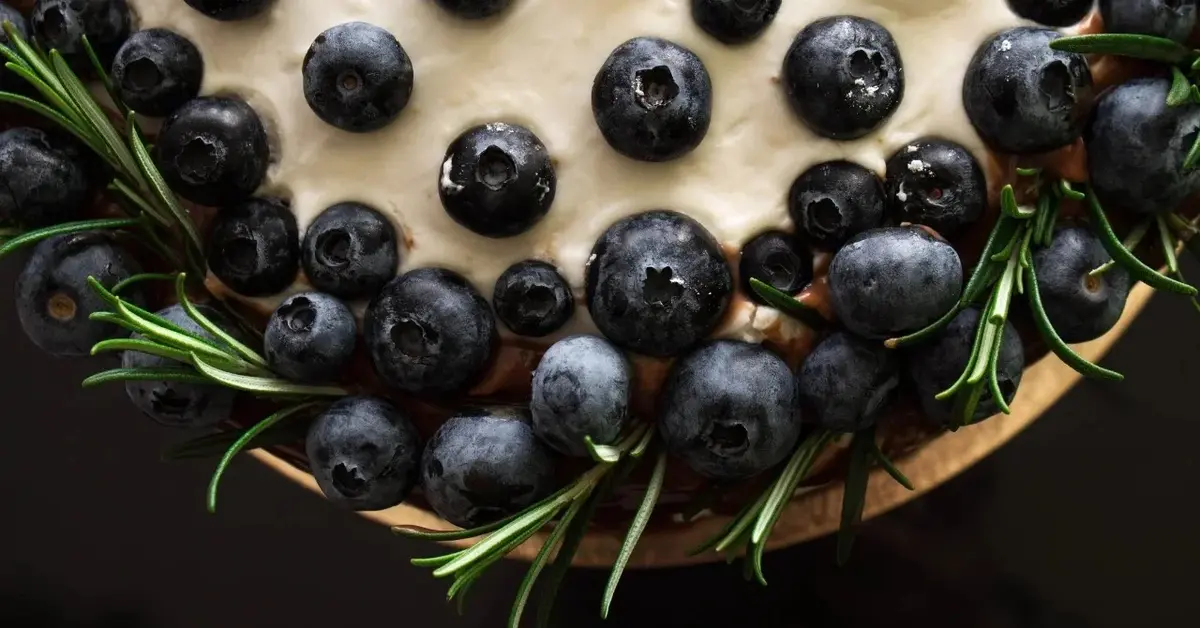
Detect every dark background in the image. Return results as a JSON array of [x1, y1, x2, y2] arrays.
[[3, 258, 1198, 628]]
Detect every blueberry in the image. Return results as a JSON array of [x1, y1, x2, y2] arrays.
[[585, 211, 732, 357], [432, 0, 512, 19], [1086, 78, 1200, 214], [110, 29, 203, 118], [1007, 0, 1095, 26], [885, 139, 987, 236], [364, 268, 497, 396], [739, 231, 812, 303], [16, 233, 145, 357], [306, 396, 421, 511], [797, 332, 899, 433], [421, 406, 556, 528], [1033, 227, 1131, 343], [300, 202, 398, 300], [907, 307, 1024, 427], [788, 161, 886, 251], [964, 28, 1094, 155], [691, 0, 780, 44], [530, 335, 632, 458], [183, 0, 273, 21], [659, 340, 801, 481], [206, 197, 299, 298], [0, 4, 30, 92], [828, 226, 963, 339], [438, 123, 556, 238], [302, 22, 413, 133], [592, 37, 713, 162], [1099, 0, 1197, 42], [154, 97, 270, 207], [492, 260, 574, 337], [782, 16, 904, 140], [122, 304, 245, 427], [0, 127, 92, 228], [31, 0, 130, 71], [264, 292, 357, 383]]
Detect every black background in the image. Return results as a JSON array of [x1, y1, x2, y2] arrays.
[[3, 258, 1198, 628]]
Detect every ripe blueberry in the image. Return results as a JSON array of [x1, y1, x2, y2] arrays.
[[829, 226, 963, 339], [421, 406, 556, 528], [303, 22, 414, 133], [1086, 78, 1200, 214], [306, 396, 421, 511], [739, 231, 812, 303], [659, 340, 802, 481], [585, 211, 732, 357], [789, 160, 886, 250], [592, 37, 713, 162], [31, 0, 130, 71], [111, 28, 203, 118], [364, 268, 497, 396], [16, 233, 145, 357], [154, 97, 270, 207], [783, 16, 904, 140], [691, 0, 780, 45], [432, 0, 512, 19], [1033, 227, 1131, 344], [1006, 0, 1095, 26], [183, 0, 274, 21], [300, 202, 398, 300], [0, 127, 92, 228], [798, 332, 899, 433], [264, 292, 358, 383], [492, 260, 574, 337], [206, 197, 299, 298], [885, 139, 987, 237], [439, 122, 556, 238], [907, 307, 1024, 427], [1099, 0, 1198, 42], [531, 335, 632, 458]]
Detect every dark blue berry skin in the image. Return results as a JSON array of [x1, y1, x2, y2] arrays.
[[492, 260, 574, 337], [421, 406, 556, 528], [364, 268, 497, 396], [829, 226, 963, 339], [797, 332, 899, 433], [907, 307, 1024, 428], [1007, 0, 1095, 26], [31, 0, 130, 71], [300, 202, 398, 300], [306, 396, 421, 512], [783, 16, 904, 141], [154, 97, 270, 207], [885, 139, 987, 237], [432, 0, 512, 19], [691, 0, 780, 44], [1100, 0, 1197, 42], [585, 211, 732, 358], [964, 28, 1094, 155], [592, 37, 713, 162], [1033, 227, 1131, 344], [111, 29, 203, 118], [789, 161, 886, 251], [438, 123, 556, 238], [531, 335, 632, 458], [303, 22, 414, 133], [739, 231, 812, 303], [206, 197, 299, 298], [122, 304, 244, 428], [1086, 78, 1200, 214], [183, 0, 273, 21], [264, 292, 358, 383], [659, 340, 802, 481], [16, 233, 145, 357], [0, 4, 30, 92], [0, 128, 92, 228]]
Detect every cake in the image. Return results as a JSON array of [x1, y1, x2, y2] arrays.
[[2, 0, 1198, 624]]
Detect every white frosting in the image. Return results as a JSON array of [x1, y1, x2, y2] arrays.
[[128, 0, 1026, 342]]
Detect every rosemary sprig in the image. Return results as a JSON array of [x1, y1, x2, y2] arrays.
[[207, 402, 322, 513], [837, 430, 874, 565], [162, 416, 313, 461], [749, 278, 828, 330]]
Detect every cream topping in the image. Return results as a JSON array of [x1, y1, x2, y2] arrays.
[[127, 0, 1027, 343]]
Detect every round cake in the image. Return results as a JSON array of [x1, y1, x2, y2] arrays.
[[2, 0, 1198, 623]]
